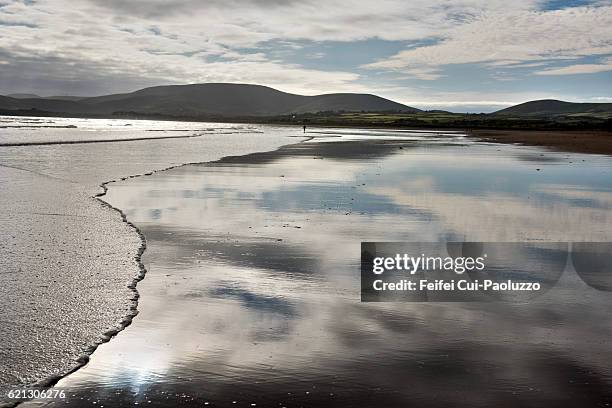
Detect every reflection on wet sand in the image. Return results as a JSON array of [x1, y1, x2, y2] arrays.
[[29, 134, 612, 407]]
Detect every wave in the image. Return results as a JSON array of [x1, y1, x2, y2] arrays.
[[0, 133, 206, 147]]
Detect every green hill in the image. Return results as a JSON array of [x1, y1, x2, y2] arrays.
[[493, 99, 612, 118], [1, 83, 418, 117]]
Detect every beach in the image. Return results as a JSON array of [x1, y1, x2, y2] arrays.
[[470, 129, 612, 156], [0, 116, 292, 406], [0, 0, 612, 408], [2, 119, 612, 406], [2, 1, 611, 406]]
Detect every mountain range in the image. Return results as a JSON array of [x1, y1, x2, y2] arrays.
[[492, 99, 612, 117], [1, 83, 418, 117], [1, 84, 611, 119]]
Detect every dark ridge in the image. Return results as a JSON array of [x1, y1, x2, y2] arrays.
[[1, 83, 419, 117], [7, 93, 41, 99], [493, 99, 612, 117], [46, 96, 88, 101]]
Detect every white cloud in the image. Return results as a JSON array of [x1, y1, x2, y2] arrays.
[[364, 5, 612, 76], [535, 59, 612, 75], [0, 0, 610, 100], [397, 67, 444, 81], [0, 0, 373, 95]]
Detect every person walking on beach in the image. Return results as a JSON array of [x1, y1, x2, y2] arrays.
[[303, 125, 306, 133]]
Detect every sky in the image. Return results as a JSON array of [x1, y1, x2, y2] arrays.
[[0, 0, 611, 112]]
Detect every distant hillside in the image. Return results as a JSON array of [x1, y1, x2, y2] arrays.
[[0, 95, 86, 113], [47, 95, 87, 101], [494, 99, 612, 117], [0, 83, 418, 117], [7, 94, 86, 101], [7, 93, 41, 99]]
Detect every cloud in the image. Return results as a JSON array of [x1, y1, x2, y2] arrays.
[[85, 0, 304, 19], [364, 5, 612, 76], [0, 0, 609, 102], [397, 67, 444, 81], [535, 58, 612, 75], [0, 0, 369, 95]]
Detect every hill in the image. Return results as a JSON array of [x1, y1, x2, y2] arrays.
[[7, 93, 41, 99], [493, 99, 612, 118], [0, 95, 87, 113], [0, 83, 418, 117], [7, 94, 86, 101], [47, 96, 88, 101]]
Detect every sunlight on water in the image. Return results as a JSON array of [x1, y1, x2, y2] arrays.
[[29, 129, 612, 407], [0, 115, 261, 145]]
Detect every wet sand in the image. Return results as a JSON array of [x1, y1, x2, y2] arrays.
[[470, 129, 612, 156], [22, 132, 612, 407], [0, 116, 292, 406]]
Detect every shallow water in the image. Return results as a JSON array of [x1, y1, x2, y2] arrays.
[[0, 116, 293, 404], [24, 130, 612, 407], [0, 116, 260, 145]]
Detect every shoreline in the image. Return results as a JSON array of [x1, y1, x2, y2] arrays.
[[0, 121, 296, 408], [469, 129, 612, 156], [2, 110, 611, 129], [9, 137, 311, 408], [0, 132, 208, 147], [2, 113, 611, 155], [3, 123, 611, 406], [22, 133, 612, 407], [3, 175, 151, 408]]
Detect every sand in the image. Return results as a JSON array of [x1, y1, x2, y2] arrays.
[[0, 116, 291, 405], [18, 131, 612, 407], [470, 129, 612, 155], [3, 120, 612, 407]]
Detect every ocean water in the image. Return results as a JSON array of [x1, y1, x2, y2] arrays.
[[18, 129, 612, 407], [0, 116, 293, 405], [0, 116, 259, 146]]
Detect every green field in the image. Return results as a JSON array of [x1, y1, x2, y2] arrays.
[[267, 111, 612, 131]]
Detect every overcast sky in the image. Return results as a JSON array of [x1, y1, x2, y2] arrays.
[[0, 0, 611, 112]]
